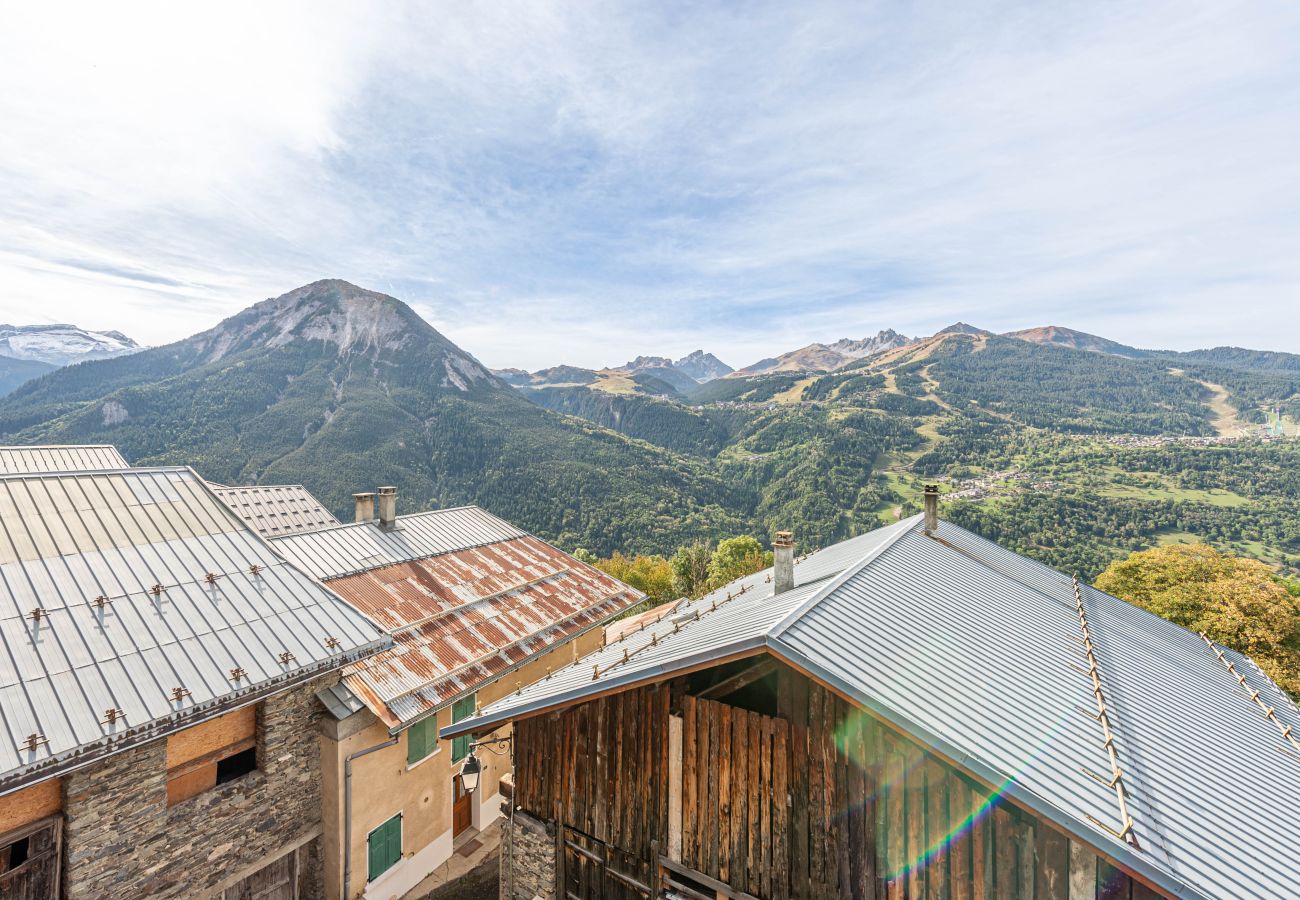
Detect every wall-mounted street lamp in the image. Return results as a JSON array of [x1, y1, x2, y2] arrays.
[[458, 752, 483, 793], [456, 733, 516, 897], [457, 734, 512, 794]]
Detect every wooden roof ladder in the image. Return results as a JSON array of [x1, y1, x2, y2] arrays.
[[1072, 575, 1140, 849]]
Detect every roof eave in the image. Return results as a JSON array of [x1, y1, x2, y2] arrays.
[[373, 589, 647, 734], [0, 637, 388, 798], [439, 633, 769, 740]]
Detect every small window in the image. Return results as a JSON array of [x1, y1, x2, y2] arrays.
[[0, 836, 29, 874], [166, 705, 260, 805], [406, 717, 438, 766], [215, 746, 257, 784], [451, 695, 476, 762], [367, 814, 402, 881]]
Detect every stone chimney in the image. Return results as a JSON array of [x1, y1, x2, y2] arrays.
[[353, 492, 376, 524], [923, 484, 939, 534], [773, 531, 795, 595], [377, 486, 397, 529]]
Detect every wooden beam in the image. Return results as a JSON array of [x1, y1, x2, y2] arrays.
[[696, 658, 780, 701], [669, 713, 684, 862]]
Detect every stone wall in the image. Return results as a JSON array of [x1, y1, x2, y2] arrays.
[[504, 810, 555, 900], [62, 674, 334, 899]]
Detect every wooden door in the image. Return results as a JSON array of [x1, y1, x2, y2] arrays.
[[453, 776, 473, 836], [219, 842, 304, 900]]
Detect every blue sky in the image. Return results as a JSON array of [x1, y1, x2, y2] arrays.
[[1, 1, 1298, 370]]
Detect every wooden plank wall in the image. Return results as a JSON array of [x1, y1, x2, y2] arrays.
[[512, 675, 1166, 900], [679, 693, 789, 898], [514, 683, 671, 866]]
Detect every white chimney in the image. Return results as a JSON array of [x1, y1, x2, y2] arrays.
[[353, 492, 376, 524], [923, 484, 939, 534], [377, 486, 397, 529], [773, 531, 795, 595]]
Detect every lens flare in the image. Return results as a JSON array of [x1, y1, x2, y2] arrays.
[[832, 704, 1076, 883]]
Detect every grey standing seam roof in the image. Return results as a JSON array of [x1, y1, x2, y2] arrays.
[[0, 466, 390, 794], [446, 515, 1300, 900], [269, 506, 526, 581], [0, 445, 130, 474], [209, 483, 341, 537]]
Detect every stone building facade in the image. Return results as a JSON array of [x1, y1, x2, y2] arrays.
[[62, 674, 334, 899], [503, 811, 555, 900]]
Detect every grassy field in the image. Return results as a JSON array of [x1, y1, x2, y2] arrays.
[[1096, 481, 1250, 507]]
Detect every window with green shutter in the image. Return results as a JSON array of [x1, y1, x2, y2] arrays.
[[451, 694, 476, 762], [367, 813, 401, 881], [406, 717, 437, 766]]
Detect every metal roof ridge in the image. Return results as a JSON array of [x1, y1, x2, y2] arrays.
[[0, 465, 185, 480], [767, 514, 923, 641]]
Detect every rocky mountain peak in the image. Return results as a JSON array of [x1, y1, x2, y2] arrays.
[[827, 330, 912, 359], [674, 350, 733, 382], [936, 322, 992, 336]]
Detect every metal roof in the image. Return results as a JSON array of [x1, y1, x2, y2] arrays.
[[270, 508, 642, 730], [0, 445, 129, 474], [0, 466, 390, 794], [270, 506, 526, 580], [209, 483, 341, 537], [316, 680, 367, 721], [447, 515, 1300, 900], [327, 535, 642, 729]]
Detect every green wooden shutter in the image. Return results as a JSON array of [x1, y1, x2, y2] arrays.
[[406, 718, 435, 765], [367, 814, 401, 881], [451, 694, 476, 762]]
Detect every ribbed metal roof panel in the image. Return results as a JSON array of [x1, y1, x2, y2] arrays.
[[0, 467, 390, 793], [270, 506, 526, 580], [454, 516, 1300, 900], [0, 445, 130, 474], [209, 483, 341, 537], [778, 520, 1300, 900]]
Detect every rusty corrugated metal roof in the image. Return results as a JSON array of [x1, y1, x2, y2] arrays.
[[209, 483, 341, 537], [322, 533, 642, 729]]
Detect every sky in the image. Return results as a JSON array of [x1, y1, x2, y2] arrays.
[[1, 1, 1298, 371]]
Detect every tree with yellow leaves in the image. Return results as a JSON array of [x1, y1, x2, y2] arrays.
[[1095, 544, 1300, 697]]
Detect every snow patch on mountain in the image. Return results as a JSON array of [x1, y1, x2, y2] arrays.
[[0, 324, 141, 367]]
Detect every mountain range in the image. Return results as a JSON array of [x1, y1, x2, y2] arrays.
[[0, 323, 141, 397], [1, 280, 1297, 576], [0, 281, 744, 553]]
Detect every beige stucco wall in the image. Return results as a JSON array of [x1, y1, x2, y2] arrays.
[[321, 626, 609, 900]]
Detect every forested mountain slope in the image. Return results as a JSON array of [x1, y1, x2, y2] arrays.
[[0, 281, 747, 553]]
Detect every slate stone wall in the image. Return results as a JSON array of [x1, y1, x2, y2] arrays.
[[504, 810, 555, 900], [62, 675, 333, 899]]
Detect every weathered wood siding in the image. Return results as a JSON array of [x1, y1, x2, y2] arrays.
[[512, 672, 1166, 900]]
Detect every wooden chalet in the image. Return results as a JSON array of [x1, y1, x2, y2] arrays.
[[446, 504, 1300, 900]]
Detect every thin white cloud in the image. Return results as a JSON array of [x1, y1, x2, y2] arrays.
[[0, 0, 1297, 366]]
